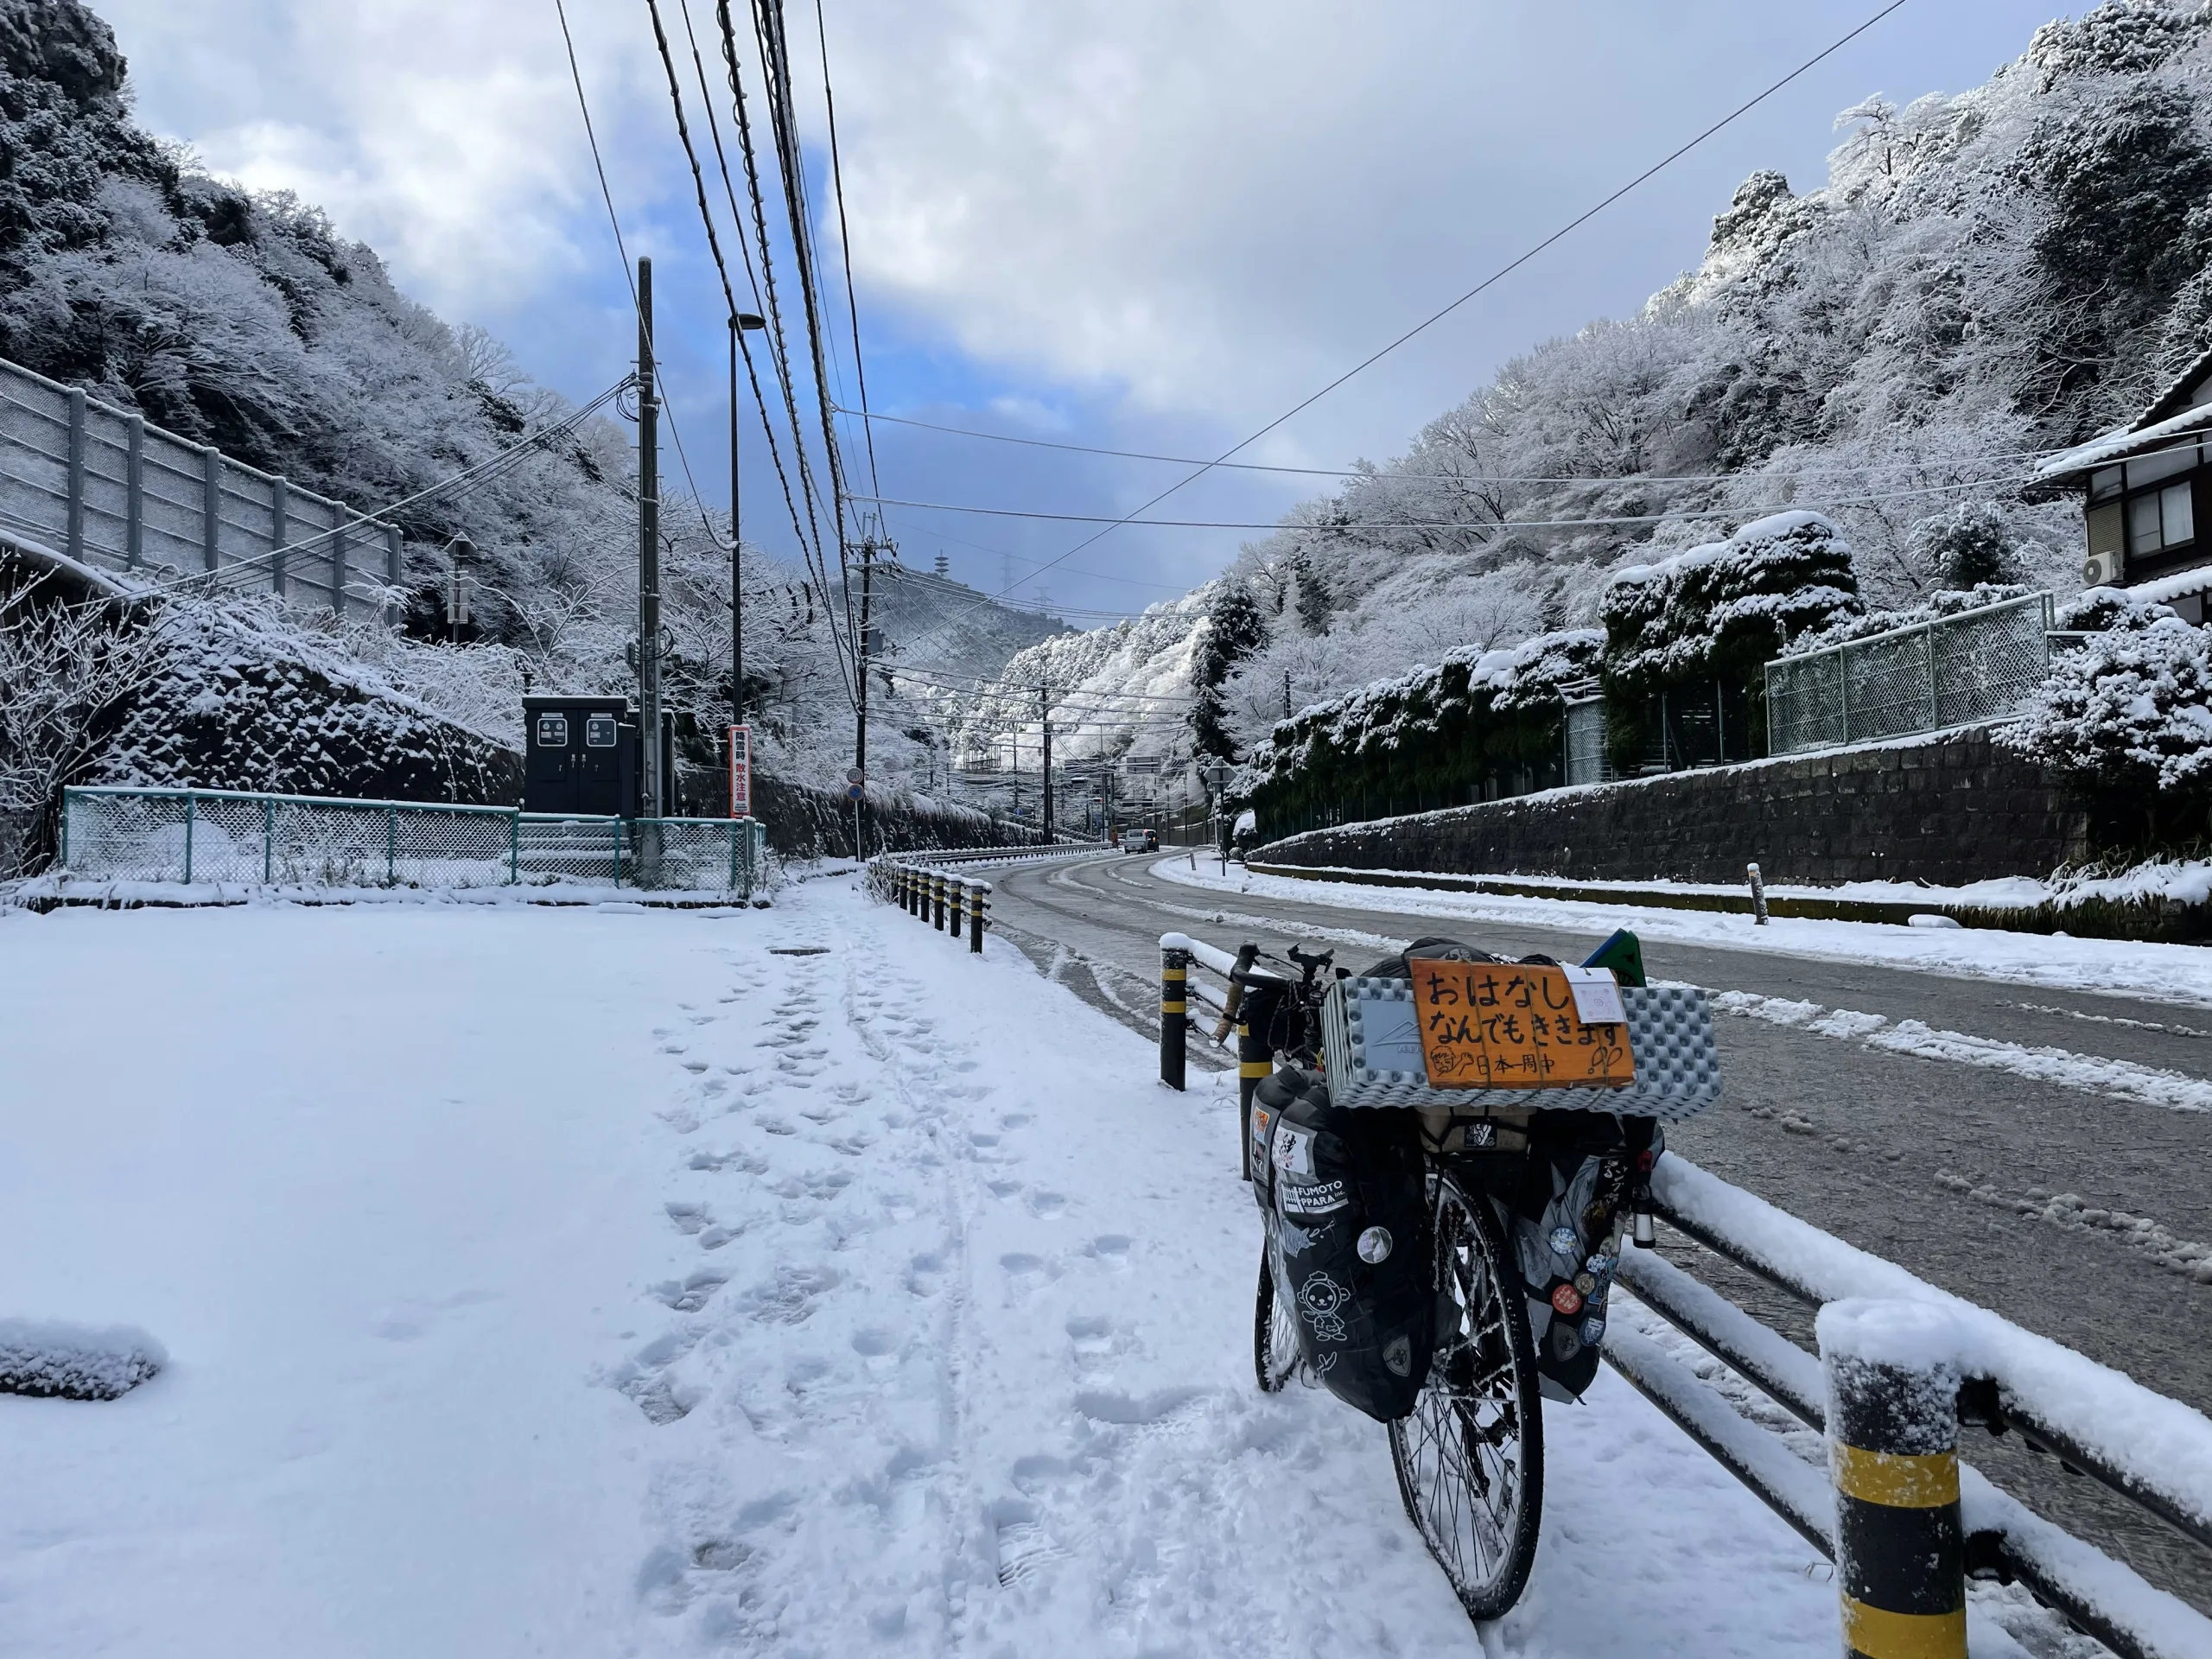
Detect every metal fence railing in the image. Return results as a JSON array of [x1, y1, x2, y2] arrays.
[[59, 785, 766, 895], [0, 355, 404, 615], [1764, 591, 2056, 757]]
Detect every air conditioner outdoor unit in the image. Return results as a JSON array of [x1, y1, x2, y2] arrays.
[[2083, 549, 2126, 588]]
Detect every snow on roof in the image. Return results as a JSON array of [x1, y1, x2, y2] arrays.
[[2034, 399, 2212, 482], [2126, 563, 2212, 606]]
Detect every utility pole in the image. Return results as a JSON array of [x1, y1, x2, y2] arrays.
[[728, 310, 765, 735], [1039, 684, 1054, 842], [636, 256, 662, 820]]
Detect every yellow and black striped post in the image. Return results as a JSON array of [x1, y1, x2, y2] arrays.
[[969, 881, 988, 954], [1235, 980, 1280, 1182], [903, 865, 915, 914], [949, 877, 965, 943], [1160, 946, 1189, 1091], [934, 872, 949, 931], [1821, 1303, 1967, 1659]]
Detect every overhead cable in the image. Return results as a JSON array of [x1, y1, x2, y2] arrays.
[[970, 0, 1915, 601]]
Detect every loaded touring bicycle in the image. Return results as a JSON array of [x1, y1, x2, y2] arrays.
[[1217, 930, 1723, 1621]]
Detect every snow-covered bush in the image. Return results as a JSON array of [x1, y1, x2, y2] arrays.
[[0, 569, 165, 876], [2000, 611, 2212, 846], [1601, 511, 1859, 690]]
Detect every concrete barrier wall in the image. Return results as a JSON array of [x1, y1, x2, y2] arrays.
[[1249, 727, 2089, 887]]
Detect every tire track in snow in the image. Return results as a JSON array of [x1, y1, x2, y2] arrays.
[[1706, 988, 2212, 1114]]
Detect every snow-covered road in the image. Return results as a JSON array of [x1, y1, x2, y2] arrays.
[[4, 881, 1859, 1656]]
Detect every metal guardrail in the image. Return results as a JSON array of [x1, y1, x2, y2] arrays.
[[58, 785, 766, 895], [1160, 923, 2212, 1659], [0, 355, 404, 615], [1764, 591, 2056, 757]]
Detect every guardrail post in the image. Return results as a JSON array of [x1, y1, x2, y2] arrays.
[[270, 477, 287, 595], [182, 792, 195, 885], [949, 876, 964, 943], [1160, 946, 1188, 1091], [385, 802, 397, 886], [903, 864, 915, 915], [510, 812, 521, 885], [125, 413, 144, 569], [1819, 1300, 1967, 1659], [201, 446, 221, 573], [933, 871, 947, 931], [264, 797, 275, 885], [331, 518, 348, 618], [1746, 861, 1769, 925], [969, 880, 988, 954], [65, 385, 86, 562]]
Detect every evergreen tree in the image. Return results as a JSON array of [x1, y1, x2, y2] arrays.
[[1190, 582, 1268, 760]]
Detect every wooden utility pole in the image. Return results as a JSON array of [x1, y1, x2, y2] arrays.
[[637, 256, 662, 820]]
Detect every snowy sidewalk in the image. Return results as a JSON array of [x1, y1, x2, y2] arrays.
[[3, 881, 1847, 1656]]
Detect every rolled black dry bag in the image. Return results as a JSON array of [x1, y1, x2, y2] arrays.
[[1269, 1090, 1433, 1421]]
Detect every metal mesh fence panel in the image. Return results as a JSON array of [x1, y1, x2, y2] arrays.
[[64, 789, 191, 882], [516, 815, 624, 885], [63, 790, 769, 894], [1764, 594, 2052, 757], [390, 805, 514, 887], [1841, 626, 1933, 743], [1933, 594, 2052, 728], [1564, 699, 1610, 785]]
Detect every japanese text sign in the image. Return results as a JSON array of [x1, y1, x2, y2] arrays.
[[1408, 959, 1636, 1090]]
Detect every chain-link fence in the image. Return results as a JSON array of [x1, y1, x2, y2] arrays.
[[0, 356, 403, 614], [1764, 591, 2055, 757], [60, 786, 766, 895]]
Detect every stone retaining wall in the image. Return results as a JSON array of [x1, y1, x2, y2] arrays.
[[1249, 728, 2090, 887]]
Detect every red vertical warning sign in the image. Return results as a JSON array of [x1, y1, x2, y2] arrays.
[[728, 724, 752, 819]]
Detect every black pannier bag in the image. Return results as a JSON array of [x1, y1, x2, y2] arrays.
[[1268, 1082, 1434, 1422]]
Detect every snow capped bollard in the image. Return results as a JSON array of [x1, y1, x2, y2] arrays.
[[1160, 945, 1189, 1094], [933, 871, 948, 931], [1816, 1300, 1967, 1659], [969, 880, 988, 955], [949, 877, 966, 944], [1746, 861, 1769, 925]]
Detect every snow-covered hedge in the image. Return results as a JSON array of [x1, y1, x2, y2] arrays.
[[1236, 628, 1605, 828], [1600, 512, 1861, 690]]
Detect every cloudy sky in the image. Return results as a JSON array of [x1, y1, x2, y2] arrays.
[[99, 0, 2058, 620]]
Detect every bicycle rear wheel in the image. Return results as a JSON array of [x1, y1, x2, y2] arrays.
[[1388, 1176, 1543, 1622], [1253, 1224, 1302, 1392]]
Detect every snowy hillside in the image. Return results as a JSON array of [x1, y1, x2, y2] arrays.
[[0, 0, 1055, 804], [1043, 3, 2212, 758]]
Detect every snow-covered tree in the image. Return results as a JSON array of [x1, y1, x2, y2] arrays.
[[2000, 609, 2212, 846]]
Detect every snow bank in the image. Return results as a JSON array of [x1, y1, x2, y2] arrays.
[[0, 1318, 164, 1400], [1157, 857, 2212, 1007]]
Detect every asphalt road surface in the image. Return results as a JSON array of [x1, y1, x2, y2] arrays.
[[984, 850, 2212, 1618]]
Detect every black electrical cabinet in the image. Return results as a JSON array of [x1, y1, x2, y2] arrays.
[[522, 696, 677, 817]]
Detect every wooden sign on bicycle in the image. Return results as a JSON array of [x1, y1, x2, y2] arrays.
[[1408, 960, 1636, 1090]]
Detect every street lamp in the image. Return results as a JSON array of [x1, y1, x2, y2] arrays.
[[728, 310, 766, 735]]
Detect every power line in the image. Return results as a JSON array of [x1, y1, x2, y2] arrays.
[[645, 0, 823, 594], [848, 472, 2031, 531], [811, 0, 881, 505], [830, 404, 2058, 487], [975, 0, 1915, 602]]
